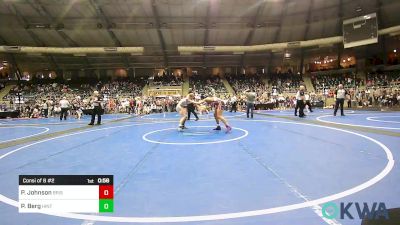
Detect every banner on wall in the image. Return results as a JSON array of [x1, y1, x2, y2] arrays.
[[148, 89, 182, 97]]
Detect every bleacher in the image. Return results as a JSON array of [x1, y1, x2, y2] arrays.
[[311, 72, 362, 94], [226, 74, 268, 98], [269, 72, 303, 94], [366, 70, 400, 88], [190, 76, 228, 97]]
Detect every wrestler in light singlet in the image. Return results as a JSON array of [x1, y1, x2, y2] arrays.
[[176, 93, 199, 131]]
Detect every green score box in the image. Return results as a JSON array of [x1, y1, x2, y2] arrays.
[[99, 199, 114, 213]]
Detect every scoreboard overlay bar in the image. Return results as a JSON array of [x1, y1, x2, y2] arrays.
[[19, 175, 114, 213]]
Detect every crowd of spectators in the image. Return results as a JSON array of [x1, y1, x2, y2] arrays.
[[1, 70, 400, 118], [269, 72, 303, 93], [366, 71, 400, 88], [312, 72, 363, 94], [309, 71, 400, 108], [151, 74, 182, 86], [361, 71, 400, 107], [2, 79, 147, 118], [190, 76, 228, 98], [226, 74, 270, 104], [100, 81, 143, 99], [3, 82, 94, 118], [130, 96, 180, 115], [349, 87, 399, 108], [227, 74, 268, 95], [102, 95, 182, 115], [5, 83, 93, 100]]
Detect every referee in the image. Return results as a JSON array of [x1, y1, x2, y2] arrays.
[[334, 84, 347, 116], [88, 91, 103, 125], [295, 85, 306, 117], [187, 88, 199, 121], [59, 96, 70, 121]]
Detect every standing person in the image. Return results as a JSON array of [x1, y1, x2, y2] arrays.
[[295, 85, 306, 118], [129, 98, 135, 114], [48, 98, 54, 117], [41, 99, 48, 118], [59, 96, 70, 121], [88, 91, 103, 125], [244, 89, 256, 119], [304, 92, 313, 113], [135, 97, 142, 115], [187, 101, 199, 121], [187, 88, 199, 121], [334, 84, 348, 116], [229, 95, 238, 113]]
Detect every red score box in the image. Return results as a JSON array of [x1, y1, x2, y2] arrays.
[[99, 185, 114, 199]]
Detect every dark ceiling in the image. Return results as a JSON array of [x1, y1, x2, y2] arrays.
[[0, 0, 399, 71]]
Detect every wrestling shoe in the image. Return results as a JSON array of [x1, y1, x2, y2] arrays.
[[213, 126, 221, 131], [226, 125, 232, 133]]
